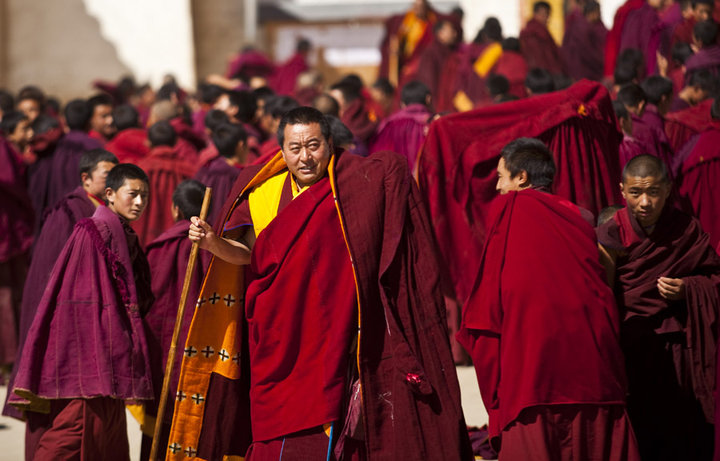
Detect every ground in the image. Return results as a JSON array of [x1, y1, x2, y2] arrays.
[[0, 366, 488, 460]]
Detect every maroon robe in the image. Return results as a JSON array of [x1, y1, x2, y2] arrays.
[[46, 130, 103, 213], [562, 15, 608, 81], [340, 98, 378, 144], [492, 51, 529, 99], [675, 127, 720, 248], [684, 44, 720, 75], [225, 49, 276, 79], [2, 187, 97, 420], [0, 137, 33, 368], [9, 205, 154, 408], [134, 145, 197, 246], [633, 105, 674, 171], [105, 128, 149, 164], [519, 18, 564, 74], [378, 10, 440, 85], [671, 17, 695, 50], [167, 150, 473, 460], [417, 80, 623, 302], [170, 117, 205, 155], [458, 189, 636, 457], [27, 127, 64, 235], [620, 3, 661, 75], [619, 133, 647, 167], [140, 219, 208, 461], [369, 103, 431, 171], [417, 39, 462, 113], [268, 52, 309, 96], [193, 156, 242, 225], [665, 98, 716, 152], [605, 0, 645, 77], [597, 206, 720, 461]]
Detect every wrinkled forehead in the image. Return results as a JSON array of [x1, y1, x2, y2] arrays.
[[284, 122, 326, 143], [622, 174, 668, 188]]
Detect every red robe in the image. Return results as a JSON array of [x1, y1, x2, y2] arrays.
[[340, 98, 378, 144], [457, 189, 636, 456], [417, 39, 462, 113], [562, 15, 608, 81], [268, 52, 308, 96], [166, 151, 473, 460], [170, 117, 205, 158], [193, 156, 243, 225], [633, 105, 674, 173], [417, 80, 623, 302], [665, 98, 715, 152], [492, 51, 529, 99], [104, 127, 149, 164], [369, 103, 431, 171], [134, 145, 197, 246], [519, 18, 564, 74], [604, 0, 645, 78], [597, 206, 720, 460], [675, 127, 720, 248]]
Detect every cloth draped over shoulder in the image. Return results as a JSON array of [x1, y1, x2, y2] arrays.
[[0, 137, 34, 262], [417, 80, 623, 301], [166, 150, 472, 461]]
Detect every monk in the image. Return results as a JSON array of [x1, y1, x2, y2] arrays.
[[639, 76, 675, 168], [604, 0, 645, 80], [520, 1, 564, 75], [675, 98, 720, 248], [256, 95, 299, 165], [685, 19, 720, 75], [670, 68, 715, 112], [194, 122, 247, 223], [620, 0, 664, 76], [369, 78, 396, 120], [416, 19, 461, 113], [614, 100, 647, 167], [671, 0, 714, 49], [87, 93, 116, 144], [9, 164, 154, 461], [213, 89, 261, 158], [665, 97, 715, 151], [105, 104, 150, 164], [525, 68, 555, 96], [379, 0, 442, 86], [268, 38, 311, 96], [561, 0, 608, 81], [329, 79, 378, 147], [2, 148, 118, 420], [15, 86, 44, 124], [134, 121, 197, 246], [0, 111, 32, 153], [26, 115, 64, 234], [168, 107, 473, 460], [492, 38, 529, 99], [140, 179, 209, 461], [597, 154, 720, 461], [46, 99, 103, 213], [197, 109, 230, 166], [458, 138, 640, 460], [369, 80, 432, 171]]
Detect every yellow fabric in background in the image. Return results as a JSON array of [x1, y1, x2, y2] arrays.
[[473, 42, 503, 78], [399, 11, 428, 57]]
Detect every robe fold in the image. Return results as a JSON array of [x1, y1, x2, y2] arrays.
[[675, 127, 720, 249], [2, 187, 97, 419], [492, 51, 529, 99], [340, 98, 378, 144], [27, 127, 64, 235], [46, 131, 103, 214], [417, 80, 623, 302], [665, 98, 715, 152], [620, 3, 662, 76], [562, 15, 608, 81], [268, 52, 308, 96], [193, 156, 242, 225], [457, 189, 635, 457], [633, 105, 674, 171], [165, 150, 473, 461], [10, 205, 154, 412], [368, 103, 431, 171], [520, 18, 564, 75], [685, 45, 720, 75], [105, 128, 150, 164], [604, 0, 645, 78], [417, 39, 462, 113], [134, 145, 197, 246], [139, 220, 209, 460], [619, 133, 647, 167], [597, 206, 720, 461]]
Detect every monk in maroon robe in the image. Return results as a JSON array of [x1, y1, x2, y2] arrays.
[[26, 115, 64, 235], [9, 164, 154, 461], [87, 93, 116, 144], [665, 97, 716, 151], [268, 38, 310, 96], [225, 47, 276, 81], [685, 19, 720, 75], [140, 179, 210, 461], [519, 1, 564, 75], [613, 100, 648, 167], [605, 0, 645, 79], [46, 99, 103, 212], [194, 122, 246, 224], [0, 136, 33, 375], [620, 0, 664, 75], [2, 149, 118, 421], [458, 138, 640, 460], [134, 121, 197, 246], [561, 1, 608, 81], [171, 107, 473, 460], [597, 154, 719, 461], [105, 104, 149, 164], [369, 81, 432, 171], [491, 38, 529, 99], [329, 81, 378, 147], [675, 99, 720, 248], [416, 19, 461, 113]]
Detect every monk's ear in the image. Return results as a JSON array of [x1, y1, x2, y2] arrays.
[[619, 181, 626, 199], [637, 100, 646, 114], [105, 187, 115, 204], [518, 170, 530, 188], [81, 172, 91, 184]]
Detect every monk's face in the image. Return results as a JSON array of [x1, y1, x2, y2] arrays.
[[534, 7, 550, 25], [106, 178, 149, 221], [695, 4, 713, 21], [412, 0, 429, 18], [91, 104, 115, 138], [83, 161, 116, 199], [9, 118, 32, 150], [281, 122, 332, 188], [496, 157, 528, 195], [17, 98, 41, 123], [621, 175, 671, 227]]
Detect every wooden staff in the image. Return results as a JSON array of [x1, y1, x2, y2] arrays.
[[149, 186, 212, 461]]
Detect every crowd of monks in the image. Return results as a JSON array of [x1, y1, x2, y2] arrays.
[[1, 0, 720, 459]]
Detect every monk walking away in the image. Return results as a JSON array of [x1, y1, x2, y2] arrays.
[[597, 154, 720, 461], [9, 164, 154, 461], [458, 138, 641, 461], [170, 107, 472, 460]]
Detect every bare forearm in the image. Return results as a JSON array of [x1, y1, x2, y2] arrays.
[[204, 235, 251, 265]]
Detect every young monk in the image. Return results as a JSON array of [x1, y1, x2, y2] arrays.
[[458, 138, 640, 461], [9, 164, 154, 461], [597, 154, 720, 461]]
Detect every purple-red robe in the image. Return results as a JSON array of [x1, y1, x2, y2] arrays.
[[605, 0, 645, 78], [632, 104, 674, 172], [9, 205, 154, 409], [105, 128, 150, 165], [2, 187, 97, 419], [492, 51, 529, 99], [458, 189, 637, 458], [193, 156, 243, 226], [268, 52, 308, 96], [684, 44, 720, 76], [369, 103, 431, 171], [46, 130, 103, 212], [619, 133, 647, 168], [562, 15, 608, 81], [340, 98, 378, 145], [27, 127, 64, 235], [519, 18, 564, 74], [417, 39, 462, 113], [665, 98, 716, 152], [597, 206, 720, 461], [620, 3, 661, 75], [378, 10, 441, 85]]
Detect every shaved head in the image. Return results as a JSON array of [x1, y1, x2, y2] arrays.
[[622, 154, 669, 184]]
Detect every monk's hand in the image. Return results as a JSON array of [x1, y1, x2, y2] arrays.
[[657, 277, 686, 301], [189, 216, 215, 250]]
